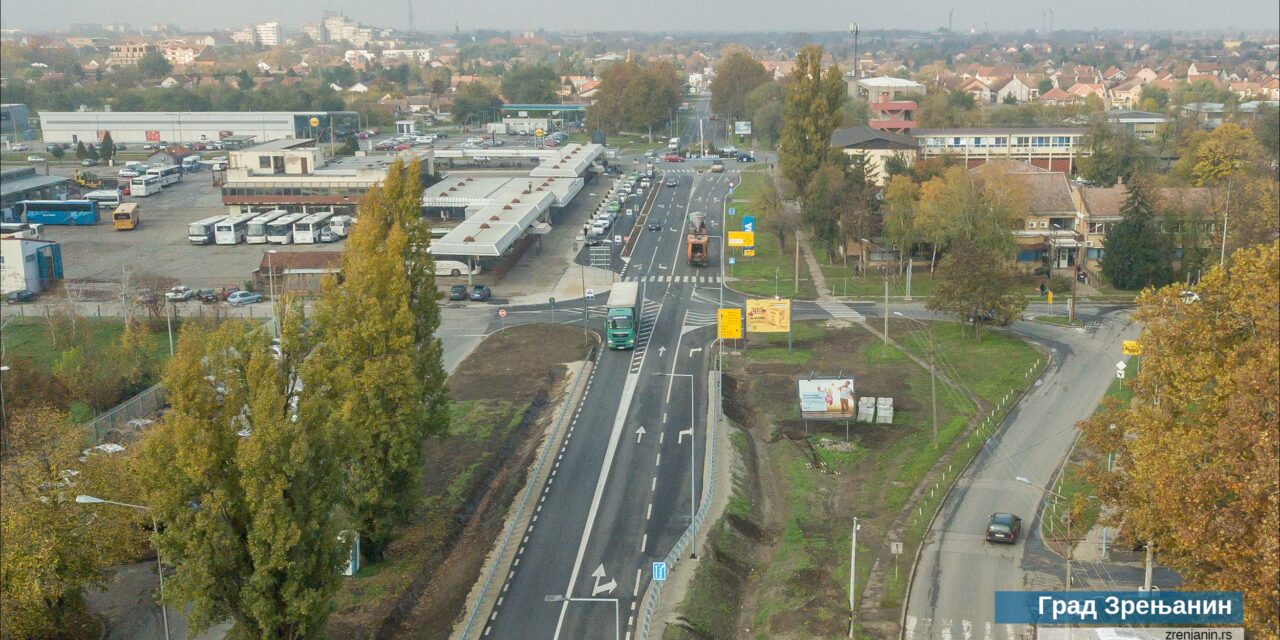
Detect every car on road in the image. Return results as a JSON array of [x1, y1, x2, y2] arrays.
[[6, 289, 37, 304], [449, 285, 468, 301], [985, 513, 1022, 544], [118, 169, 140, 179], [710, 160, 725, 173], [26, 155, 44, 163], [165, 285, 195, 302], [114, 143, 127, 150], [81, 159, 99, 166], [11, 144, 28, 151], [469, 285, 492, 302], [644, 149, 656, 158], [195, 288, 219, 303], [663, 153, 684, 162], [737, 153, 756, 162], [1179, 290, 1200, 304], [647, 222, 662, 231], [227, 291, 263, 306]]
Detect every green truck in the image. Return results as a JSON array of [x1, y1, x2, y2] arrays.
[[606, 282, 639, 350]]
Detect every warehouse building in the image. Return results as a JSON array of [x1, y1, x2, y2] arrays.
[[37, 111, 360, 146], [1, 166, 70, 222]]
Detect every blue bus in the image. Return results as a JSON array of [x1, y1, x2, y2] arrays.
[[19, 200, 99, 226]]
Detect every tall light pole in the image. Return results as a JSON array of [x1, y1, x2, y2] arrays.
[[848, 516, 861, 638], [849, 22, 860, 84], [1016, 477, 1078, 590], [544, 595, 619, 640], [267, 249, 279, 336], [656, 371, 697, 556], [76, 495, 170, 640], [863, 238, 888, 345]]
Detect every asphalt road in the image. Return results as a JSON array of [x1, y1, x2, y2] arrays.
[[483, 158, 741, 639], [903, 309, 1144, 640]]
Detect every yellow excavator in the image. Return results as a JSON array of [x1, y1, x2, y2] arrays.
[[73, 169, 103, 189]]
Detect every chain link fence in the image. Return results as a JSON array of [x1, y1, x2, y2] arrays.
[[84, 384, 166, 445]]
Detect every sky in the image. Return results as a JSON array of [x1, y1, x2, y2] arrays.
[[1, 0, 1277, 34]]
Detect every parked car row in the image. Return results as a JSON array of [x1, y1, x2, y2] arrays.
[[142, 285, 262, 306], [448, 284, 492, 302]]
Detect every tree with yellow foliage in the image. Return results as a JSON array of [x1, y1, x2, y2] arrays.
[[1079, 241, 1279, 638]]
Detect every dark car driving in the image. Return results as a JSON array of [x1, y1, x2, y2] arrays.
[[449, 285, 468, 301], [647, 222, 662, 231], [6, 289, 37, 304], [985, 513, 1022, 544], [469, 285, 492, 302]]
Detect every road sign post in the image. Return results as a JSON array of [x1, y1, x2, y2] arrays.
[[652, 561, 668, 581], [498, 307, 507, 333], [549, 297, 556, 323]]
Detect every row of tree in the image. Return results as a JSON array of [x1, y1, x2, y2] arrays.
[[1, 159, 451, 638], [586, 59, 684, 138]]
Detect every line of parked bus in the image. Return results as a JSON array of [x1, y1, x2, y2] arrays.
[[187, 210, 356, 246]]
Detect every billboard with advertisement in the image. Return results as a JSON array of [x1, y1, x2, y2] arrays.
[[146, 130, 161, 142], [746, 299, 791, 333], [798, 378, 856, 419], [734, 121, 752, 135]]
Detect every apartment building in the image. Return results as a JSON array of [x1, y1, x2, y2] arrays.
[[255, 22, 281, 47], [107, 42, 157, 66], [912, 127, 1088, 173]]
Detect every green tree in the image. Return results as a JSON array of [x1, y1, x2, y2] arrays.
[[453, 80, 502, 126], [85, 142, 99, 161], [74, 141, 86, 160], [881, 175, 920, 271], [236, 69, 255, 91], [587, 60, 683, 138], [500, 64, 560, 104], [751, 172, 788, 251], [2, 406, 143, 638], [136, 51, 172, 79], [336, 138, 359, 156], [800, 162, 846, 262], [1190, 123, 1263, 186], [1139, 84, 1169, 110], [778, 45, 846, 193], [927, 239, 1027, 340], [1101, 177, 1173, 289], [1251, 104, 1279, 163], [709, 49, 770, 121], [142, 304, 345, 638], [49, 145, 64, 160], [1037, 78, 1054, 96], [308, 159, 449, 562], [99, 131, 115, 164], [1079, 242, 1279, 636], [1077, 121, 1149, 186]]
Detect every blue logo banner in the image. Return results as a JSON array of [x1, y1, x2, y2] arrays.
[[995, 592, 1243, 625]]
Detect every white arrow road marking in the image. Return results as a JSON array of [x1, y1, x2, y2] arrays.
[[657, 346, 667, 357], [591, 564, 617, 596], [983, 622, 993, 640], [1006, 625, 1018, 640], [635, 426, 646, 444], [940, 619, 952, 640], [677, 428, 692, 443], [688, 347, 702, 357]]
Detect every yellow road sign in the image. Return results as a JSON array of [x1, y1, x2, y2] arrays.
[[1047, 290, 1054, 304], [746, 299, 791, 333], [743, 249, 756, 257], [726, 231, 755, 248], [718, 308, 743, 340], [309, 117, 320, 127], [535, 128, 545, 137], [1122, 340, 1143, 356]]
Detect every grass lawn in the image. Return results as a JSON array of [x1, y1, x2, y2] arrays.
[[724, 172, 819, 300], [818, 266, 938, 299], [671, 319, 1042, 639], [2, 318, 176, 380]]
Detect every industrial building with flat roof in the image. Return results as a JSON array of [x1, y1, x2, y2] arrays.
[[37, 111, 361, 145], [1, 166, 70, 222]]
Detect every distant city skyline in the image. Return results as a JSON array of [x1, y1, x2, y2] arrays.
[[1, 0, 1278, 35]]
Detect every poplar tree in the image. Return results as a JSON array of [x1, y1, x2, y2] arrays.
[[778, 45, 847, 192], [308, 159, 449, 562], [141, 302, 345, 638]]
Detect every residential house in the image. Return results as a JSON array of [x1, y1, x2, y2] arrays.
[[991, 75, 1035, 103], [347, 82, 369, 93], [1075, 184, 1219, 271], [107, 42, 157, 67], [956, 77, 993, 104], [1067, 83, 1108, 103], [1130, 67, 1158, 84], [972, 161, 1080, 270], [147, 145, 194, 167], [1109, 79, 1145, 109], [1186, 62, 1222, 79], [1102, 66, 1127, 83], [1229, 81, 1264, 99], [1038, 87, 1081, 105], [1104, 110, 1170, 142], [1181, 102, 1227, 128], [829, 126, 918, 186]]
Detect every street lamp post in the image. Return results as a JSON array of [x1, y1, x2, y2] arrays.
[[1016, 477, 1077, 590], [848, 516, 861, 638], [76, 495, 170, 640], [656, 372, 697, 557], [543, 595, 619, 640], [267, 249, 279, 336], [863, 238, 888, 346]]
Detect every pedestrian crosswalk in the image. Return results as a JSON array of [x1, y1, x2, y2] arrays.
[[816, 299, 866, 322], [622, 274, 722, 284], [661, 167, 740, 175], [905, 616, 1034, 640]]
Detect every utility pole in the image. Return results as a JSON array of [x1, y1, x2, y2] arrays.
[[1143, 542, 1154, 591], [1220, 177, 1233, 266], [1065, 513, 1073, 589], [1070, 241, 1082, 322], [849, 22, 860, 84], [848, 516, 860, 638], [794, 233, 800, 293], [883, 279, 888, 346], [930, 349, 938, 447]]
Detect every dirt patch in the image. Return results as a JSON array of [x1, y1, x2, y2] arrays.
[[326, 323, 590, 640]]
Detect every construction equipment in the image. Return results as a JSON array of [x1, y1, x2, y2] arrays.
[[73, 170, 103, 189], [686, 211, 709, 266]]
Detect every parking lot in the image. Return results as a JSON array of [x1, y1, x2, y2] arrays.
[[39, 170, 339, 293]]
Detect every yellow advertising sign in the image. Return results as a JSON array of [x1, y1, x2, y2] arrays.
[[1047, 290, 1054, 304], [717, 308, 743, 340], [1122, 340, 1143, 356], [743, 249, 756, 257], [746, 299, 791, 333], [726, 231, 755, 248], [534, 128, 545, 137]]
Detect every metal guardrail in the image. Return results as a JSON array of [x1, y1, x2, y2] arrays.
[[636, 362, 722, 639], [458, 345, 598, 639]]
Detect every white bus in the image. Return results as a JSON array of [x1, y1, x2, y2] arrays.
[[668, 137, 680, 151], [328, 215, 355, 237], [188, 215, 227, 245], [246, 209, 289, 244], [292, 211, 335, 244], [266, 212, 308, 244], [147, 165, 183, 187], [83, 189, 121, 209], [130, 175, 162, 197], [214, 212, 257, 245]]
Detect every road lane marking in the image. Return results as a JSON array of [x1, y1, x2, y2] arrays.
[[646, 503, 652, 519], [633, 569, 642, 596], [640, 533, 647, 552], [651, 477, 656, 491], [655, 453, 661, 467]]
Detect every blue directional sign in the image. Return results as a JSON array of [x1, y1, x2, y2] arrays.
[[742, 216, 755, 233], [728, 207, 736, 216], [652, 561, 668, 582]]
